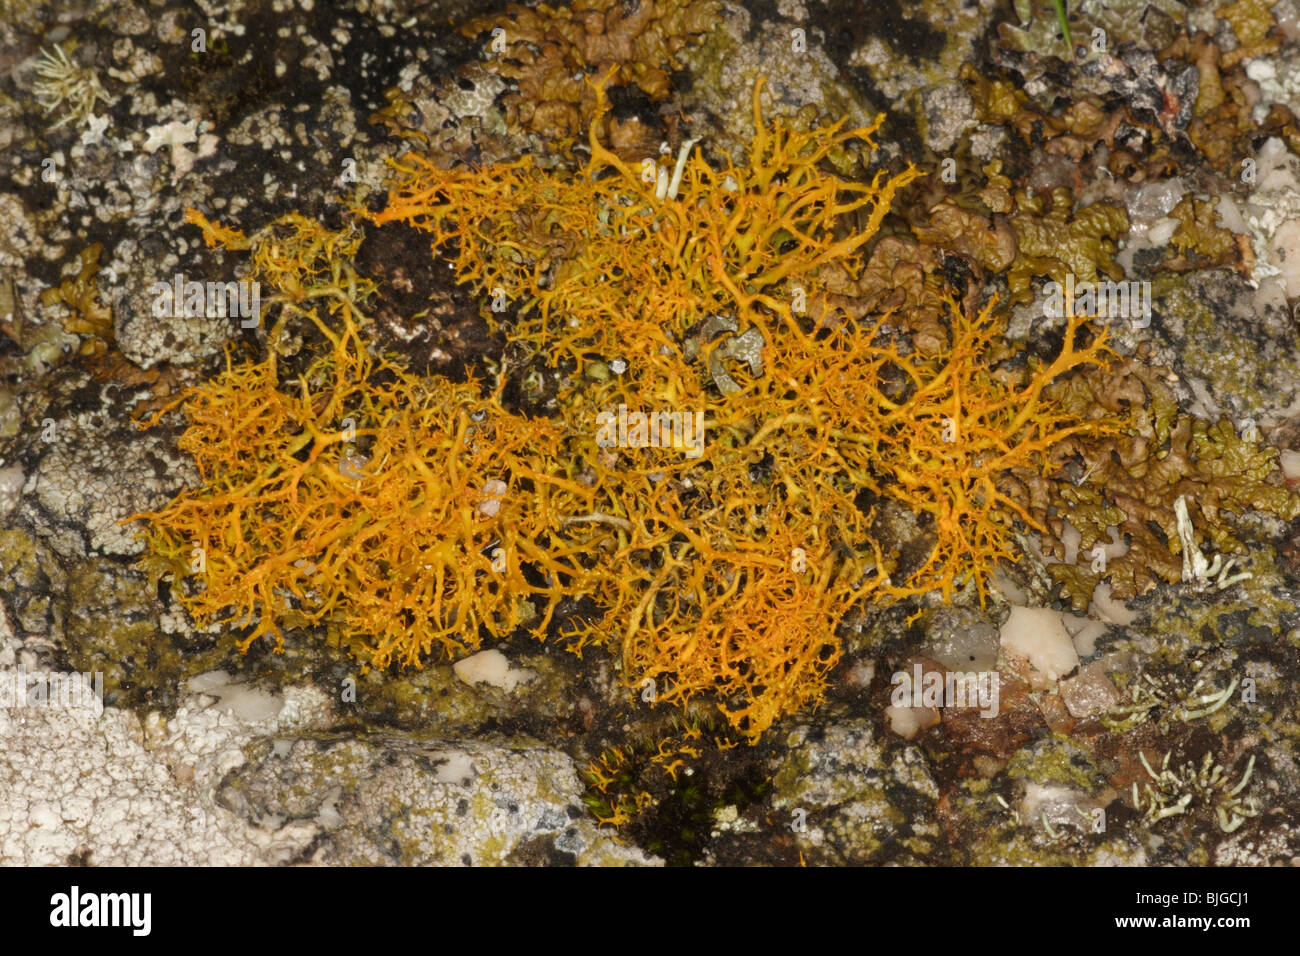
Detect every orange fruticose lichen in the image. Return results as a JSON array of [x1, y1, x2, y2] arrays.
[[127, 214, 589, 671], [132, 76, 1123, 743], [366, 74, 1120, 738], [132, 333, 576, 670], [373, 74, 918, 404], [870, 298, 1119, 606], [582, 730, 713, 826]]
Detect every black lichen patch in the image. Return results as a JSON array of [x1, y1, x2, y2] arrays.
[[626, 743, 772, 867], [817, 0, 947, 66], [356, 220, 503, 382], [507, 832, 579, 866]]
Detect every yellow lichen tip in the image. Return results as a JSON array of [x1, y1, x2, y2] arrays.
[[184, 208, 249, 250]]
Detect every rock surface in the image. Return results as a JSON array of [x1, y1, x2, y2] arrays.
[[2, 0, 1300, 868]]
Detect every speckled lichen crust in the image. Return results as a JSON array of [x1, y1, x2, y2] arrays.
[[0, 613, 652, 865]]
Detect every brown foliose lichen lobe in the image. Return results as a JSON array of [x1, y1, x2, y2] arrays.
[[1038, 350, 1300, 608], [459, 0, 719, 144]]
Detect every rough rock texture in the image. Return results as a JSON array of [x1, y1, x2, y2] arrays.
[[216, 734, 657, 866], [1156, 269, 1300, 427], [0, 599, 654, 866], [678, 1, 887, 163], [918, 605, 1001, 671], [769, 720, 940, 865], [1, 603, 333, 865]]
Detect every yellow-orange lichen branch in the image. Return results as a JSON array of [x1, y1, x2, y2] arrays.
[[128, 69, 1136, 747]]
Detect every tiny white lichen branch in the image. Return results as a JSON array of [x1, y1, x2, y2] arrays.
[[29, 43, 110, 131], [1174, 496, 1252, 590], [656, 138, 700, 201]]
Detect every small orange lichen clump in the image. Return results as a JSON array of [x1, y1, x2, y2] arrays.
[[131, 76, 1123, 742], [582, 730, 716, 827], [868, 298, 1119, 605], [374, 74, 918, 406], [128, 214, 587, 671]]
